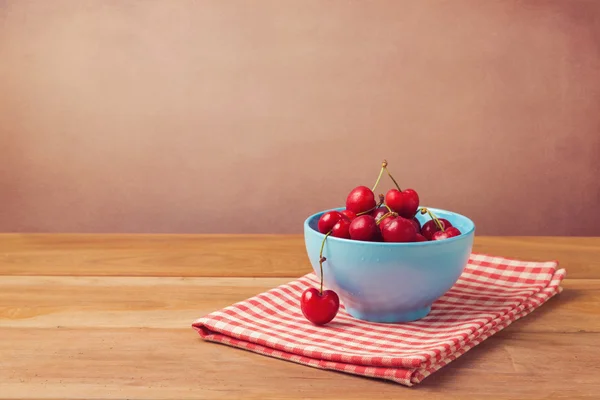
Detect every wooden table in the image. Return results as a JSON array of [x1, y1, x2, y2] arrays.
[[1, 234, 599, 399]]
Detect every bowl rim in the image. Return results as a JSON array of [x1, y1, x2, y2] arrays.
[[304, 206, 475, 247]]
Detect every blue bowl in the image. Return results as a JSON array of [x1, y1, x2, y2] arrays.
[[303, 207, 475, 323]]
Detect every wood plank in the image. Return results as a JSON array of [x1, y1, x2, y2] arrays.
[[0, 234, 311, 278], [0, 276, 276, 329], [473, 236, 600, 278], [1, 234, 599, 278], [0, 276, 597, 333], [1, 327, 598, 400]]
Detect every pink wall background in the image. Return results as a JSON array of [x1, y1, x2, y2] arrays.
[[1, 0, 599, 235]]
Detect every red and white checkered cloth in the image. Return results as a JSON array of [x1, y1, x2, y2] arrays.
[[192, 253, 566, 386]]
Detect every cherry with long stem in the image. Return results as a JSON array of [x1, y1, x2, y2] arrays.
[[318, 232, 331, 294], [301, 232, 339, 325], [420, 207, 444, 231]]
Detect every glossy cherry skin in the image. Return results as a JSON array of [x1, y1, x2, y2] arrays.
[[331, 218, 351, 239], [411, 217, 421, 233], [378, 214, 395, 228], [432, 227, 462, 241], [300, 287, 340, 325], [372, 225, 384, 242], [371, 207, 388, 221], [340, 209, 357, 221], [385, 189, 420, 218], [421, 218, 452, 240], [380, 216, 417, 242], [345, 186, 376, 214], [384, 189, 403, 213], [415, 233, 428, 242], [317, 211, 343, 234], [400, 189, 420, 218], [349, 215, 378, 241]]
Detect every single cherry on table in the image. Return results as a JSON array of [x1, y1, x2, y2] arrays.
[[300, 231, 340, 325], [300, 287, 340, 325]]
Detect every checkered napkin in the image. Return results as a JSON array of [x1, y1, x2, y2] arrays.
[[192, 254, 566, 386]]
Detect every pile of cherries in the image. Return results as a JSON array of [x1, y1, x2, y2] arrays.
[[317, 161, 461, 243], [300, 160, 462, 326]]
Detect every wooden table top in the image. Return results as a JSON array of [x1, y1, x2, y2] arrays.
[[1, 234, 599, 399]]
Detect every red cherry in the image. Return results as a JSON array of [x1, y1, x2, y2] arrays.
[[371, 224, 385, 242], [415, 233, 427, 242], [349, 215, 378, 241], [317, 211, 342, 234], [411, 217, 421, 233], [345, 186, 376, 214], [300, 287, 340, 325], [385, 189, 420, 218], [400, 189, 420, 218], [331, 218, 351, 239], [421, 218, 452, 240], [340, 209, 357, 221], [432, 227, 462, 241], [371, 207, 388, 221], [380, 216, 417, 242], [378, 214, 395, 228], [384, 189, 403, 213]]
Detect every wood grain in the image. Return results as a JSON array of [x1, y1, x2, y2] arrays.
[[1, 328, 599, 400], [0, 276, 598, 333], [0, 234, 598, 399], [1, 234, 599, 278]]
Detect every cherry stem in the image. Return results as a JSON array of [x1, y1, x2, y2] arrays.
[[356, 194, 384, 216], [384, 203, 393, 213], [371, 160, 388, 192], [318, 231, 331, 294], [420, 207, 444, 231], [385, 166, 402, 192], [376, 211, 397, 225]]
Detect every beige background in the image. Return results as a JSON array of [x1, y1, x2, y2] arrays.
[[1, 0, 599, 235]]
